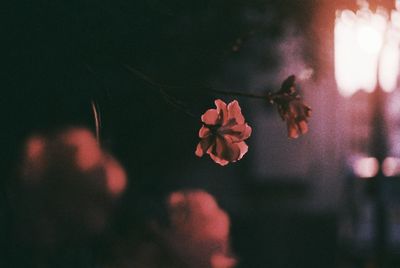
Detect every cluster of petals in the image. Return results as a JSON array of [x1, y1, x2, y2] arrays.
[[195, 99, 252, 166]]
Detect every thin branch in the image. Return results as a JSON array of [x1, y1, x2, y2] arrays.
[[207, 88, 269, 100], [123, 64, 197, 117], [123, 64, 273, 101]]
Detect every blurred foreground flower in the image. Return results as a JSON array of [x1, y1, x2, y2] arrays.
[[195, 99, 251, 166], [21, 128, 127, 197], [271, 75, 312, 139], [18, 128, 127, 248], [164, 190, 236, 268]]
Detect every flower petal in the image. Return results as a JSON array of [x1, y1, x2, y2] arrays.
[[289, 100, 311, 120], [201, 109, 220, 125], [209, 136, 242, 164], [297, 120, 308, 135], [195, 143, 205, 157], [208, 151, 230, 166], [236, 141, 249, 160], [242, 123, 252, 139], [206, 139, 230, 166], [216, 140, 248, 162], [287, 121, 300, 139], [195, 137, 214, 157], [217, 136, 240, 162], [199, 126, 211, 138], [214, 99, 228, 125], [227, 100, 245, 124], [220, 123, 252, 142]]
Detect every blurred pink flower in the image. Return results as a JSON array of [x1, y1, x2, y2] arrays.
[[195, 99, 251, 166], [18, 128, 128, 247], [21, 128, 127, 197], [164, 190, 236, 268]]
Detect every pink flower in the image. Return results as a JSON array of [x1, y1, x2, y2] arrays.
[[195, 99, 252, 166]]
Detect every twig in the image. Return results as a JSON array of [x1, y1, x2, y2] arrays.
[[123, 64, 273, 101], [207, 88, 270, 100], [123, 65, 197, 117]]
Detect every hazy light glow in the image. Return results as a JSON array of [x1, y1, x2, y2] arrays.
[[379, 12, 400, 92], [335, 4, 400, 96], [298, 68, 314, 81], [353, 157, 379, 178]]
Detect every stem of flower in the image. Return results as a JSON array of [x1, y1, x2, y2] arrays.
[[123, 64, 274, 102], [207, 88, 273, 101]]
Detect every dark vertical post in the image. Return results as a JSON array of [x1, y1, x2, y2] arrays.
[[370, 85, 387, 266]]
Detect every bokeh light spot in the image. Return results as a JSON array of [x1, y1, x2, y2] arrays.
[[353, 157, 379, 178]]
